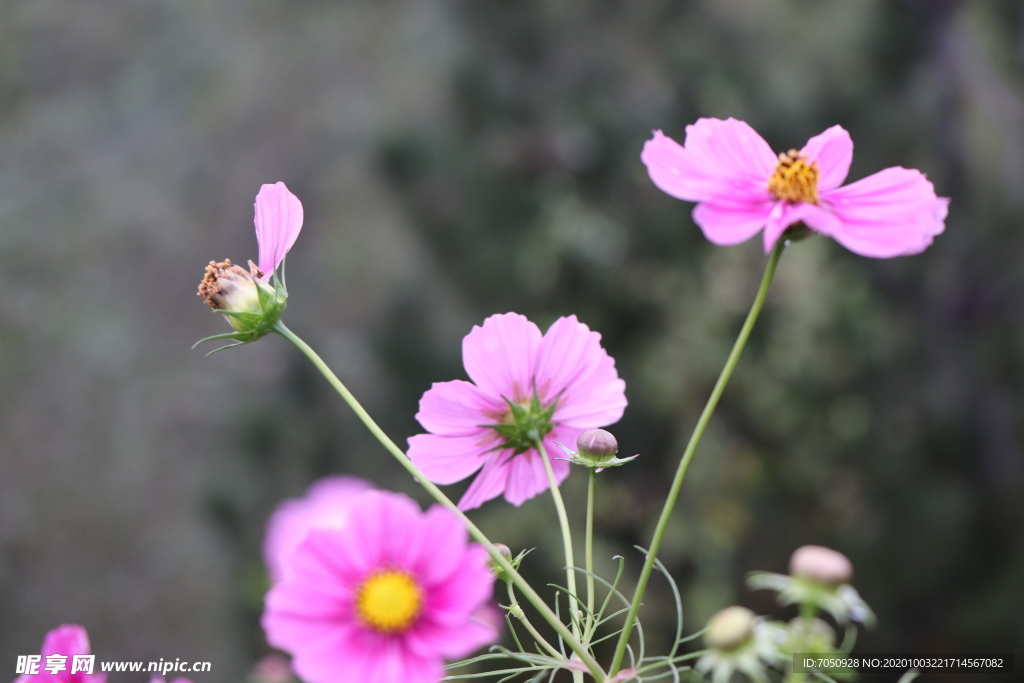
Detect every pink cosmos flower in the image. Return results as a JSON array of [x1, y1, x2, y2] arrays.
[[641, 118, 949, 257], [16, 625, 106, 683], [408, 313, 627, 510], [254, 181, 304, 280], [262, 490, 498, 683], [263, 475, 374, 583]]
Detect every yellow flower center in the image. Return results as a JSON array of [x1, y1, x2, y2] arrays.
[[767, 149, 820, 204], [355, 570, 423, 634]]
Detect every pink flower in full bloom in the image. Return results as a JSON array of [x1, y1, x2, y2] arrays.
[[408, 312, 627, 510], [263, 475, 375, 583], [642, 118, 949, 257], [16, 625, 106, 683], [254, 181, 304, 280], [262, 490, 499, 683]]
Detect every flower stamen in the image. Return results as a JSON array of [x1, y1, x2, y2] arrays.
[[356, 570, 423, 634], [767, 150, 819, 204]]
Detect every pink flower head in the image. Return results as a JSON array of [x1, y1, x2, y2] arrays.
[[254, 182, 303, 280], [408, 313, 627, 510], [642, 118, 949, 257], [263, 475, 375, 583], [262, 490, 499, 683], [16, 625, 106, 683]]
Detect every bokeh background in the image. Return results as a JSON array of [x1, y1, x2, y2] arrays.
[[1, 0, 1022, 680]]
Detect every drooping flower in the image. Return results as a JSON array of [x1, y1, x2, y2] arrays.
[[262, 490, 499, 683], [407, 313, 627, 510], [641, 118, 949, 257], [196, 182, 303, 346], [16, 625, 106, 683], [263, 475, 374, 583]]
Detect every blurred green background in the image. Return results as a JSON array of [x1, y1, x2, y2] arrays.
[[1, 0, 1022, 680]]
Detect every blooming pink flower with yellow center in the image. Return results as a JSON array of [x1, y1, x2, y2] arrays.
[[642, 118, 949, 257], [16, 625, 106, 683], [408, 312, 627, 511], [263, 475, 374, 583], [262, 490, 498, 683]]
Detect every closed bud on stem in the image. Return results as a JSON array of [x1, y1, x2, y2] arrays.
[[555, 428, 637, 470], [705, 606, 756, 651], [789, 545, 853, 586]]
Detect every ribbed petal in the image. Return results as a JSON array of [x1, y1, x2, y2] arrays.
[[263, 475, 373, 583], [458, 453, 512, 510], [821, 167, 948, 257], [410, 505, 470, 588], [642, 120, 776, 205], [407, 431, 496, 486], [691, 199, 776, 246], [415, 380, 507, 435], [503, 442, 569, 507], [254, 182, 303, 278], [800, 126, 853, 191], [346, 491, 423, 568], [462, 313, 542, 402], [533, 316, 626, 429], [407, 616, 498, 660]]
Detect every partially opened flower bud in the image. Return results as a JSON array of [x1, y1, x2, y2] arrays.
[[198, 259, 284, 342], [705, 606, 756, 651], [789, 545, 853, 585]]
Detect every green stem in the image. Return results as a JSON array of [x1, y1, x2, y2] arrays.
[[537, 441, 579, 627], [608, 242, 785, 677], [273, 322, 606, 682], [536, 441, 584, 683], [787, 601, 817, 683], [506, 581, 562, 659], [584, 468, 596, 642]]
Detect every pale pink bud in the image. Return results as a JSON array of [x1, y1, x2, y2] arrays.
[[789, 545, 853, 585]]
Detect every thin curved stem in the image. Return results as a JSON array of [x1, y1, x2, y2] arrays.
[[536, 441, 584, 683], [507, 582, 563, 659], [608, 242, 785, 677], [273, 322, 606, 682], [536, 441, 579, 628]]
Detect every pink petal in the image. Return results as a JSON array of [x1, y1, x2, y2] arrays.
[[409, 505, 470, 587], [821, 167, 948, 257], [263, 475, 374, 583], [800, 126, 853, 191], [422, 545, 495, 624], [533, 316, 626, 428], [458, 453, 512, 510], [641, 120, 776, 205], [254, 182, 303, 279], [762, 201, 842, 253], [273, 619, 363, 683], [406, 616, 498, 660], [407, 431, 496, 486], [691, 199, 776, 246], [462, 313, 542, 402], [347, 491, 423, 569], [40, 625, 91, 657], [503, 443, 568, 507], [414, 380, 507, 435]]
